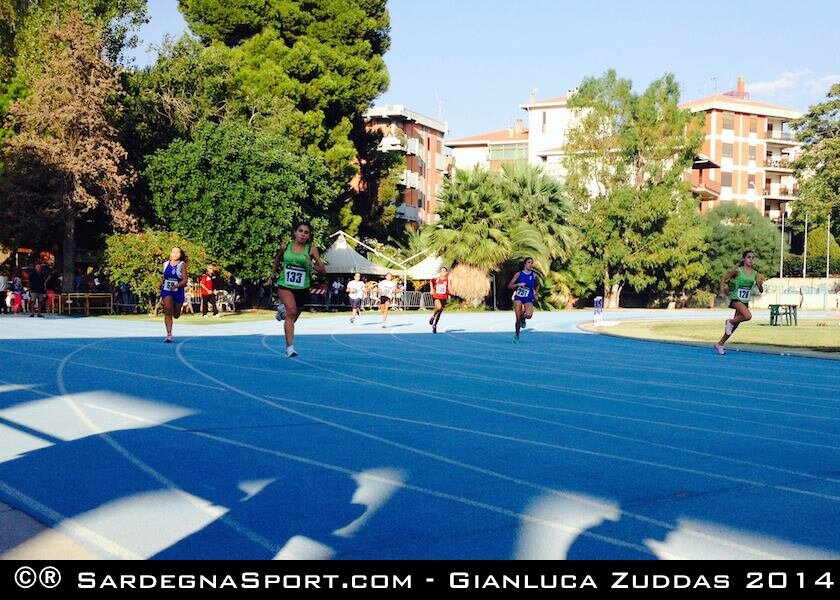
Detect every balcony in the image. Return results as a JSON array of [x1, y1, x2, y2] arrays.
[[762, 186, 800, 199], [763, 157, 793, 171], [377, 134, 406, 153], [398, 169, 420, 189], [395, 204, 420, 222], [765, 130, 801, 145], [406, 138, 422, 156], [435, 153, 446, 171], [687, 170, 721, 199]]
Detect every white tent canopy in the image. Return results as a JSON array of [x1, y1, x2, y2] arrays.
[[322, 233, 389, 275], [405, 254, 445, 280]]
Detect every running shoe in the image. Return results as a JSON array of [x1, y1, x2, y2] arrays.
[[714, 342, 725, 355], [429, 316, 434, 325], [381, 323, 386, 329], [433, 324, 437, 334], [165, 335, 173, 343], [275, 302, 286, 321], [350, 317, 354, 323], [286, 345, 298, 358], [724, 319, 734, 336], [513, 334, 520, 343], [520, 316, 527, 329]]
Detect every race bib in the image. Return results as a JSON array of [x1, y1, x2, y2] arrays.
[[737, 287, 751, 302], [515, 286, 530, 298], [284, 265, 307, 288], [163, 279, 179, 291], [435, 283, 447, 295]]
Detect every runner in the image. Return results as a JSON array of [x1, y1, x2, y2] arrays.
[[715, 250, 764, 355], [270, 222, 326, 357], [160, 247, 189, 343], [378, 273, 397, 328], [346, 272, 365, 323], [429, 266, 450, 333], [507, 257, 539, 343]]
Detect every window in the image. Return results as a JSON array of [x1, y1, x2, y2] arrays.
[[748, 174, 755, 189], [489, 143, 528, 161], [721, 172, 732, 187], [749, 116, 757, 133], [722, 113, 734, 130], [541, 111, 547, 133], [748, 145, 756, 160], [436, 140, 442, 153], [722, 143, 733, 158], [426, 137, 431, 151]]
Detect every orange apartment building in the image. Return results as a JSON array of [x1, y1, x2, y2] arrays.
[[682, 77, 803, 222], [444, 119, 530, 172], [364, 105, 449, 225]]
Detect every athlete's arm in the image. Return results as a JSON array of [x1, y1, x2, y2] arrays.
[[507, 272, 522, 289], [269, 245, 285, 284], [178, 260, 189, 289], [310, 247, 326, 275], [756, 272, 765, 293], [719, 267, 738, 297]]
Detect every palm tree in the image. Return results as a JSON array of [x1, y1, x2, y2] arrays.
[[431, 167, 510, 270], [499, 162, 575, 274]]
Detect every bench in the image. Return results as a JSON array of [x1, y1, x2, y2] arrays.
[[769, 303, 797, 326], [61, 293, 114, 316]]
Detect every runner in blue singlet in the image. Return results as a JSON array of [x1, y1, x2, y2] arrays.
[[507, 257, 539, 343], [160, 246, 189, 343]]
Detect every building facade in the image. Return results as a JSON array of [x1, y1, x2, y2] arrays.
[[682, 78, 803, 222], [364, 105, 448, 225]]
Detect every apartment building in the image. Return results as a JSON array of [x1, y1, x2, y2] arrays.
[[447, 79, 803, 223], [364, 105, 449, 225], [682, 77, 803, 221]]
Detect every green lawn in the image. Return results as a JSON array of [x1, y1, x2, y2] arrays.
[[102, 309, 281, 324], [605, 318, 840, 353]]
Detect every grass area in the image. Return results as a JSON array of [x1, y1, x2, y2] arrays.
[[102, 309, 280, 324], [605, 318, 840, 353]]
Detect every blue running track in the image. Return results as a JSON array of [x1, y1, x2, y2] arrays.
[[0, 311, 838, 559]]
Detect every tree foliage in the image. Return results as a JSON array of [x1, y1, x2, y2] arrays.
[[703, 204, 783, 285], [563, 71, 708, 307], [0, 10, 137, 289], [144, 119, 336, 280], [792, 82, 840, 239], [103, 229, 216, 309]]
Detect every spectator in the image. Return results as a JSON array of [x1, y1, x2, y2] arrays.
[[45, 269, 61, 313], [330, 278, 343, 306], [28, 263, 47, 318], [11, 276, 22, 313], [200, 265, 219, 318], [0, 270, 9, 315]]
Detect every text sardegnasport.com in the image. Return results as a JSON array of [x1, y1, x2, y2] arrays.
[[77, 572, 412, 591]]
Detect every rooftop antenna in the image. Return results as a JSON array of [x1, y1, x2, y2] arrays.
[[711, 76, 718, 94]]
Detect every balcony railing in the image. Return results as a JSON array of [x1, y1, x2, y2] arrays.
[[687, 171, 721, 197], [765, 130, 797, 142], [764, 157, 792, 169], [395, 204, 420, 222], [762, 186, 800, 198]]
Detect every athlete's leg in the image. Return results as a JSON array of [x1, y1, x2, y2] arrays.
[[278, 289, 298, 348]]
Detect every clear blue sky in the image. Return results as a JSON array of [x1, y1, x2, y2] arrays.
[[128, 0, 840, 139]]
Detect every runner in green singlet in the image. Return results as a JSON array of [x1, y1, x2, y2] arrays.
[[269, 222, 326, 357], [715, 250, 764, 355]]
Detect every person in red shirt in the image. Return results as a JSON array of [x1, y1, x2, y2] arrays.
[[200, 265, 219, 318], [428, 266, 450, 334]]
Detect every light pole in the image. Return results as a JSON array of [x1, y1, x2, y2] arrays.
[[803, 213, 808, 278]]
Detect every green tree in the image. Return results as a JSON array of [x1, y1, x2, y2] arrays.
[[0, 11, 137, 290], [792, 82, 840, 239], [144, 119, 336, 280], [104, 229, 216, 310], [703, 204, 783, 286], [563, 71, 707, 308]]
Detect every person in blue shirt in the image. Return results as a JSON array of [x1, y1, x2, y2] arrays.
[[507, 257, 539, 343]]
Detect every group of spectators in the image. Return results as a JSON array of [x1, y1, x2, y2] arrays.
[[0, 264, 61, 317]]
